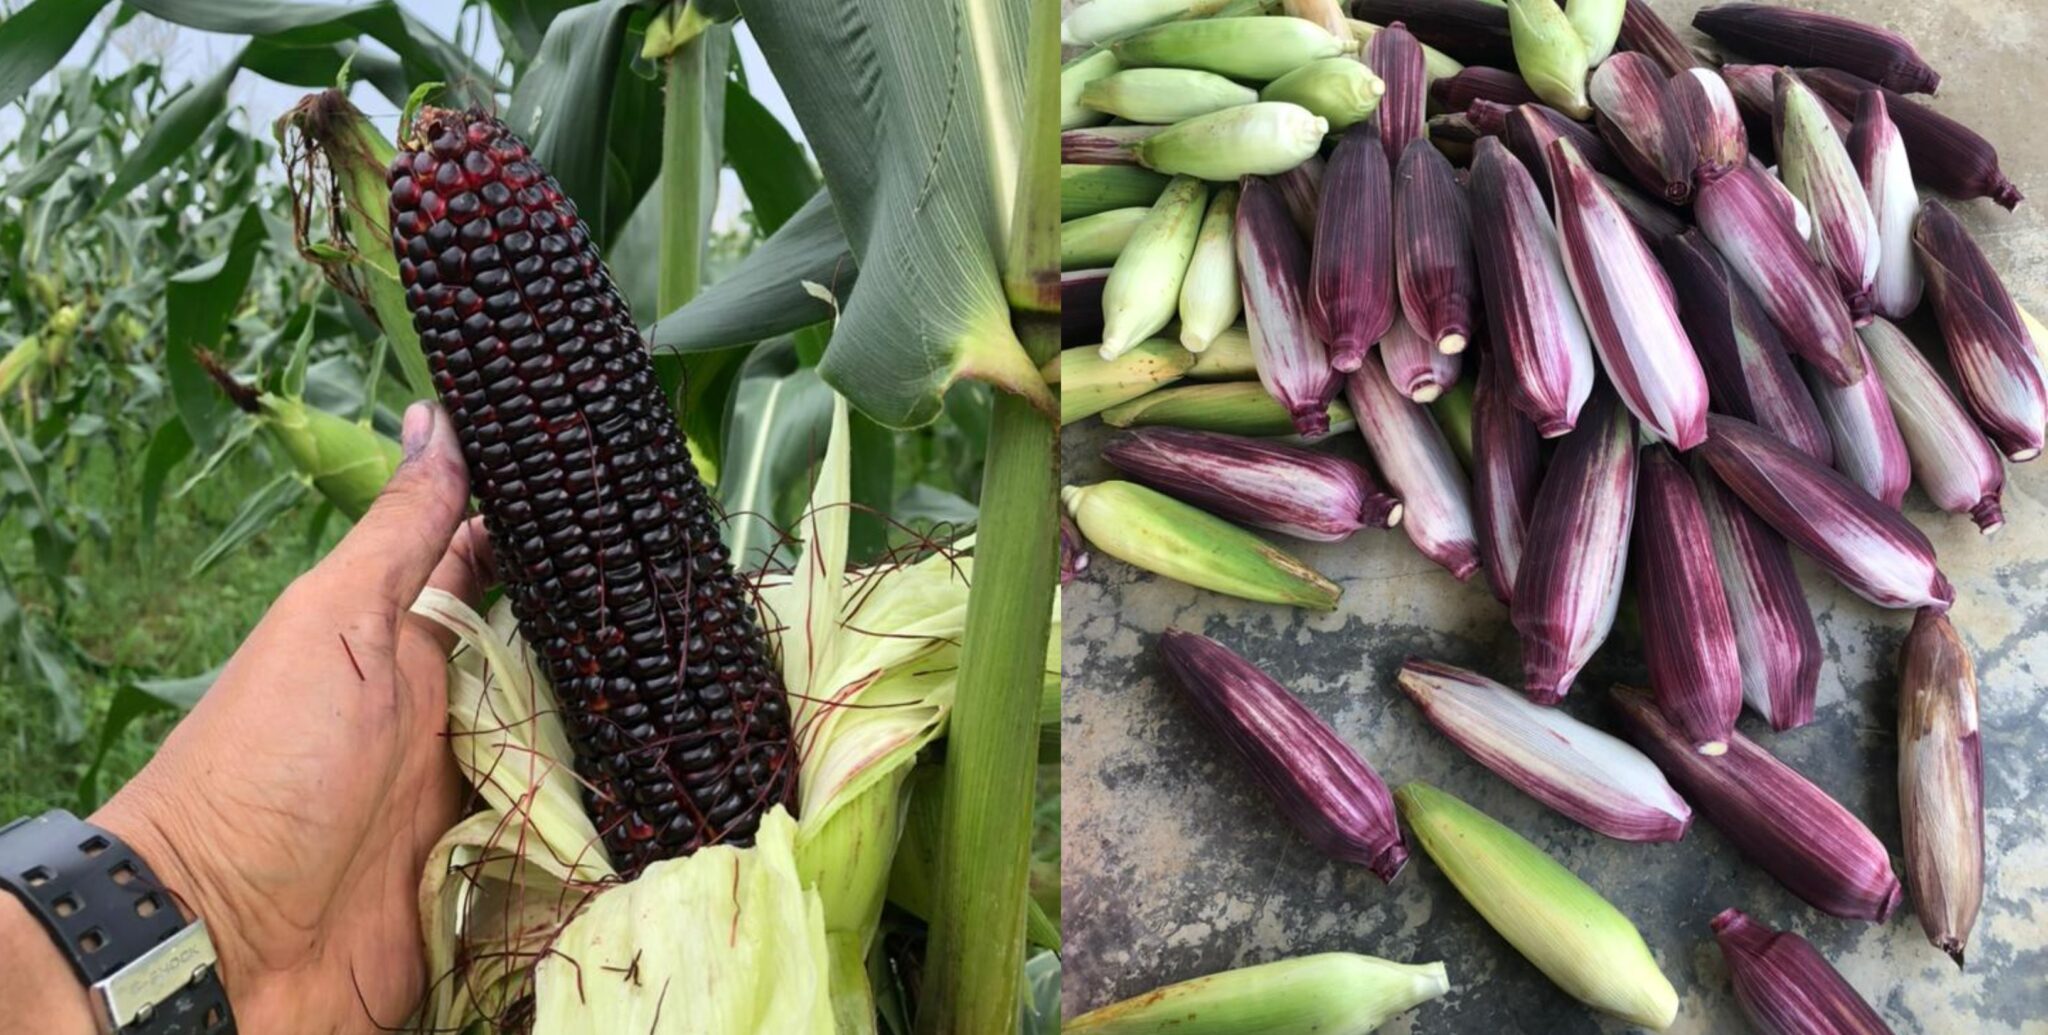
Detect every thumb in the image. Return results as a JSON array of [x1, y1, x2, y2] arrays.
[[324, 401, 471, 612]]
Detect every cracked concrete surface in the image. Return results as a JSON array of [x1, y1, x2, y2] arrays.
[[1059, 1, 2048, 1029]]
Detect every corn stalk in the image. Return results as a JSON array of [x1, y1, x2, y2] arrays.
[[918, 0, 1061, 1029]]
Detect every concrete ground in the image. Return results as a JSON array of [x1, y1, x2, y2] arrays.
[[1059, 1, 2048, 1030]]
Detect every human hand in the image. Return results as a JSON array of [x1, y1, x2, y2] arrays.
[[79, 402, 488, 1034]]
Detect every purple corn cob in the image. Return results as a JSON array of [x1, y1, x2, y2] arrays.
[[1618, 0, 1705, 77], [1800, 68, 2022, 210], [1801, 338, 1910, 508], [1859, 318, 2005, 534], [1695, 3, 1941, 95], [1159, 629, 1409, 882], [1472, 357, 1541, 605], [1102, 427, 1402, 541], [1062, 268, 1110, 346], [1848, 90, 1923, 321], [1430, 67, 1538, 112], [1633, 445, 1743, 756], [1352, 0, 1515, 68], [1658, 231, 1832, 465], [1348, 358, 1483, 581], [1512, 393, 1637, 703], [1367, 23, 1428, 167], [1381, 317, 1463, 402], [1310, 125, 1397, 373], [1613, 688, 1904, 922], [1238, 175, 1341, 437], [1546, 139, 1709, 450], [1468, 137, 1594, 437], [1588, 52, 1696, 205], [1396, 659, 1692, 843], [1394, 139, 1478, 355], [1697, 414, 1953, 611], [1898, 608, 1984, 968], [1711, 909, 1896, 1034], [1695, 162, 1866, 386], [1913, 202, 2046, 462], [1692, 459, 1822, 732]]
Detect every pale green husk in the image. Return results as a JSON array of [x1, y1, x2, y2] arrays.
[[1063, 0, 1203, 46], [1062, 163, 1172, 220], [254, 395, 402, 520], [1506, 0, 1592, 119], [1060, 340, 1198, 424], [1062, 206, 1152, 269], [1101, 380, 1353, 437], [1112, 16, 1356, 81], [1133, 102, 1329, 181], [1178, 186, 1242, 352], [1186, 323, 1257, 377], [1063, 480, 1341, 609], [1349, 20, 1466, 81], [1067, 952, 1450, 1034], [1395, 782, 1678, 1030], [1101, 175, 1210, 358], [1080, 67, 1258, 124], [1062, 49, 1121, 130], [1564, 0, 1625, 64], [1260, 57, 1385, 130]]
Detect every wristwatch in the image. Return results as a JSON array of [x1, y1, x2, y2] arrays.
[[0, 810, 235, 1034]]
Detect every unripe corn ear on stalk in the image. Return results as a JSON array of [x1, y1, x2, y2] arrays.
[[388, 107, 795, 876]]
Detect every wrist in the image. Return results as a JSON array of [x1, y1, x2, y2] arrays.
[[0, 890, 96, 1035], [89, 791, 271, 1032]]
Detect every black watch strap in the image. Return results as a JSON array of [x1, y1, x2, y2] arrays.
[[0, 810, 235, 1034]]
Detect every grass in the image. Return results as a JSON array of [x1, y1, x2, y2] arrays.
[[0, 443, 341, 820]]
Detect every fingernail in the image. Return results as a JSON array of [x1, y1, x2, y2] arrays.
[[401, 402, 434, 460]]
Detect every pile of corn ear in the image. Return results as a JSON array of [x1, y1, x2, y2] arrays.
[[1061, 0, 2005, 1029]]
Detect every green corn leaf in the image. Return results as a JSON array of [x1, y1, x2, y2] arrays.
[[505, 0, 639, 235], [188, 474, 308, 577], [648, 191, 856, 353], [725, 76, 819, 235], [0, 0, 113, 110], [102, 51, 246, 206], [166, 206, 268, 450]]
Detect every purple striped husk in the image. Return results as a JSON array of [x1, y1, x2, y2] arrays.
[[1602, 173, 1690, 245], [1468, 137, 1594, 436], [1348, 358, 1483, 581], [1396, 658, 1692, 842], [1801, 337, 1911, 508], [1511, 393, 1637, 703], [1060, 511, 1090, 583], [1848, 90, 1924, 321], [1588, 52, 1696, 205], [1711, 909, 1896, 1034], [1671, 68, 1749, 187], [1898, 608, 1984, 968], [1913, 202, 2046, 462], [1800, 68, 2022, 210], [1273, 155, 1324, 239], [1367, 23, 1428, 167], [1692, 458, 1822, 732], [1697, 414, 1953, 610], [1695, 162, 1866, 386], [1658, 231, 1833, 465], [1395, 138, 1478, 355], [1858, 318, 2005, 534], [1381, 317, 1462, 402], [1062, 268, 1110, 346], [1062, 124, 1163, 165], [1310, 125, 1397, 373], [1613, 687, 1904, 922], [1775, 70, 1881, 326], [1238, 175, 1341, 437], [1695, 3, 1941, 95], [1619, 0, 1704, 77], [1546, 138, 1709, 450], [1633, 445, 1743, 756], [1430, 67, 1538, 113], [1159, 629, 1409, 881], [1102, 427, 1402, 541], [1472, 357, 1540, 604], [1504, 102, 1624, 204]]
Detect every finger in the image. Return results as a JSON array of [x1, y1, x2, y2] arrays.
[[322, 402, 471, 614], [404, 517, 500, 655]]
